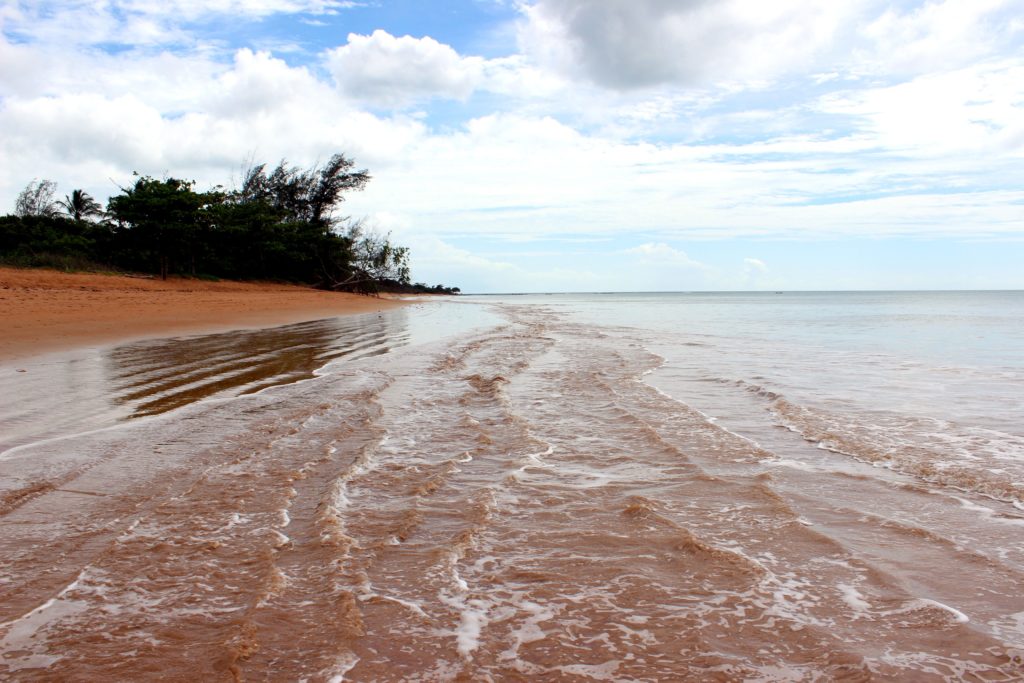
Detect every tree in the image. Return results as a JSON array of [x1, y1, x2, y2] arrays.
[[237, 154, 370, 229], [107, 176, 213, 279], [318, 222, 410, 293], [307, 154, 371, 228], [1, 154, 452, 293], [352, 227, 410, 284], [58, 189, 103, 222], [15, 179, 60, 218], [228, 155, 373, 287]]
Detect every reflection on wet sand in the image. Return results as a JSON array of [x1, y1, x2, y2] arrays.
[[0, 311, 408, 454], [107, 312, 406, 418]]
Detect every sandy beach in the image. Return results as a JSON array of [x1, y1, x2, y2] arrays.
[[0, 267, 409, 362], [1, 292, 1023, 680]]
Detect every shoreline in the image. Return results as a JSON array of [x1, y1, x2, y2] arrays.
[[0, 267, 411, 363]]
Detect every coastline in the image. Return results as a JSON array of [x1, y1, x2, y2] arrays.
[[0, 267, 411, 362]]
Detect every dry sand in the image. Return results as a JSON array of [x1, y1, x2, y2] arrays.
[[0, 267, 409, 362]]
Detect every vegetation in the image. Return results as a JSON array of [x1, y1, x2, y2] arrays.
[[1, 156, 459, 295]]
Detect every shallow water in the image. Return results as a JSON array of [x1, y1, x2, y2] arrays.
[[1, 294, 1023, 681], [0, 302, 497, 454]]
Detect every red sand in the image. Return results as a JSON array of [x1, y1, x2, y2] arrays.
[[0, 267, 409, 362]]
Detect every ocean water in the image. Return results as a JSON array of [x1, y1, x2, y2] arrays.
[[1, 292, 1023, 681], [487, 291, 1024, 505]]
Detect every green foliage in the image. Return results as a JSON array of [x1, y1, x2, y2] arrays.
[[1, 157, 458, 293], [329, 222, 411, 293], [58, 189, 103, 222], [239, 154, 370, 229], [1, 213, 89, 257], [107, 175, 216, 279]]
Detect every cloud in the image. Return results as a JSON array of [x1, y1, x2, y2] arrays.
[[859, 0, 1021, 75], [742, 257, 779, 289], [817, 60, 1024, 157], [517, 0, 860, 89], [516, 0, 1021, 89], [625, 243, 707, 269], [0, 43, 428, 205], [326, 31, 484, 106]]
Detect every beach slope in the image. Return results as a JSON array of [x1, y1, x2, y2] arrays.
[[0, 267, 408, 361]]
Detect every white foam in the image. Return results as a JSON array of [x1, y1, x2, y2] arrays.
[[952, 496, 1024, 526], [917, 598, 970, 623], [746, 664, 813, 682], [324, 653, 360, 683], [0, 569, 95, 671], [218, 512, 245, 532], [612, 623, 658, 646], [762, 458, 817, 472], [881, 597, 970, 624], [554, 660, 621, 680], [500, 599, 554, 661], [646, 381, 771, 452], [375, 593, 429, 619], [517, 444, 555, 473], [455, 600, 488, 657], [837, 583, 871, 614], [451, 566, 469, 592], [0, 567, 89, 631], [438, 588, 486, 657]]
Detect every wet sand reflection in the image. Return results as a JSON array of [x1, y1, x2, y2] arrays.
[[0, 310, 409, 453], [107, 312, 406, 418]]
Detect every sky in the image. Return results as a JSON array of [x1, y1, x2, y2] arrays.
[[1, 0, 1022, 292]]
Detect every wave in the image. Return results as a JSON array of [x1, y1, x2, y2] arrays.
[[721, 378, 1024, 506]]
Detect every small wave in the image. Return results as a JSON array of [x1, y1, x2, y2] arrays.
[[0, 480, 56, 515], [728, 379, 1024, 506], [465, 374, 509, 394]]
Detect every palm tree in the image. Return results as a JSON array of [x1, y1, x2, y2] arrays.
[[59, 189, 102, 222]]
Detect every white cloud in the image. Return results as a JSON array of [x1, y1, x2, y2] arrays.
[[625, 243, 707, 269], [858, 0, 1020, 75], [326, 31, 484, 106], [516, 0, 1022, 89], [517, 0, 862, 88], [742, 257, 779, 289], [0, 43, 428, 206], [338, 104, 1024, 242], [817, 60, 1024, 157]]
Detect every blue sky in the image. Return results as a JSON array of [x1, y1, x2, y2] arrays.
[[1, 0, 1022, 291]]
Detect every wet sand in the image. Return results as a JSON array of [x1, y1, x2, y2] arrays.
[[2, 301, 1022, 681], [0, 267, 408, 362]]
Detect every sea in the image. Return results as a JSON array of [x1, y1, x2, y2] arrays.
[[1, 291, 1023, 681]]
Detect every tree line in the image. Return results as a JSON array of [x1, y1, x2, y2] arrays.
[[0, 155, 459, 295]]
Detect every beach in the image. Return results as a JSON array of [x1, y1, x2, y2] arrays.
[[0, 267, 409, 362], [1, 289, 1023, 681]]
